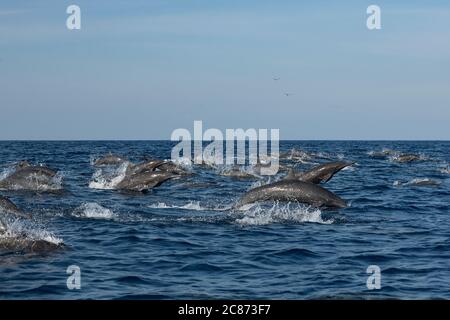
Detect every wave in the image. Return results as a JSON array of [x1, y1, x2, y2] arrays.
[[72, 203, 116, 219], [234, 202, 333, 226]]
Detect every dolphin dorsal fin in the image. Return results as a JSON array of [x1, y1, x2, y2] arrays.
[[285, 168, 298, 180]]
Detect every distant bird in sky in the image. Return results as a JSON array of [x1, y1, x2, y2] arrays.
[[284, 93, 293, 97], [273, 77, 280, 81]]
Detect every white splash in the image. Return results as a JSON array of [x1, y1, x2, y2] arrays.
[[0, 166, 14, 181], [88, 162, 129, 190], [393, 180, 402, 187], [0, 218, 63, 245], [148, 201, 231, 211], [342, 165, 356, 171], [73, 203, 116, 219], [235, 202, 333, 226], [170, 157, 193, 169], [440, 167, 450, 174]]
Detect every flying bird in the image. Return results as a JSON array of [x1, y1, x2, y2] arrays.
[[273, 77, 280, 81]]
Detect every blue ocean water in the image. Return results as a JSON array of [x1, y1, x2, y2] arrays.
[[0, 140, 449, 299]]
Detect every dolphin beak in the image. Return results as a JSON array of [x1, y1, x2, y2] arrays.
[[334, 199, 348, 208]]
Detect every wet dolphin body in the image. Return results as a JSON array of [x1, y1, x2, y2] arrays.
[[1, 195, 30, 234], [395, 154, 421, 163], [0, 195, 63, 253], [220, 166, 260, 179], [116, 171, 176, 192], [0, 237, 63, 253], [396, 178, 441, 187], [94, 154, 129, 166], [125, 160, 166, 176], [236, 180, 347, 209], [0, 195, 30, 218], [0, 165, 59, 191], [128, 157, 190, 176], [157, 161, 191, 175], [286, 161, 354, 184]]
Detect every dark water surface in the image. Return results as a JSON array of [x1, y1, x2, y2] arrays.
[[0, 141, 449, 299]]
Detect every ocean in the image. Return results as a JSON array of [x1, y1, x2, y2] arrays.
[[0, 140, 449, 299]]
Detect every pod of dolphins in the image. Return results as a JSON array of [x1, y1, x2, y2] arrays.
[[0, 148, 436, 253]]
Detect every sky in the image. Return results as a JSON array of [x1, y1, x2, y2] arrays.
[[0, 0, 449, 140]]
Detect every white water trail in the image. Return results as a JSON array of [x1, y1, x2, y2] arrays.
[[235, 202, 333, 226]]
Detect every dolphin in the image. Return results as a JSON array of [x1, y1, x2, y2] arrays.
[[394, 154, 421, 163], [0, 195, 30, 219], [220, 166, 260, 179], [157, 161, 191, 175], [285, 161, 354, 184], [1, 195, 31, 234], [116, 171, 176, 192], [0, 195, 63, 253], [15, 160, 31, 169], [0, 165, 60, 191], [94, 154, 129, 166], [236, 180, 347, 209], [395, 178, 441, 187], [0, 238, 63, 253], [125, 160, 166, 176]]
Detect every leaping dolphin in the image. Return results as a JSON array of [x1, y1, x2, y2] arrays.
[[0, 195, 63, 253], [0, 195, 30, 219], [94, 154, 129, 166], [0, 238, 63, 253], [125, 160, 166, 176], [394, 154, 421, 163], [236, 180, 347, 209], [285, 161, 354, 184], [0, 164, 61, 192], [116, 171, 176, 192]]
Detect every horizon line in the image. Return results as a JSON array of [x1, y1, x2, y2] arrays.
[[0, 139, 449, 142]]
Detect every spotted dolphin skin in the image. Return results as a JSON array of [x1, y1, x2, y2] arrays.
[[286, 161, 354, 184], [236, 180, 347, 209]]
